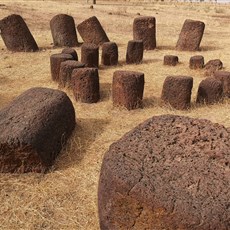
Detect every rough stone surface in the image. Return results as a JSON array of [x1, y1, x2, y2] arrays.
[[163, 55, 178, 66], [189, 55, 204, 69], [101, 42, 118, 66], [98, 114, 230, 230], [214, 71, 230, 97], [204, 59, 223, 77], [161, 76, 193, 110], [126, 40, 143, 64], [112, 70, 144, 110], [72, 68, 100, 103], [133, 16, 156, 50], [81, 43, 99, 68], [77, 16, 109, 45], [176, 19, 205, 51], [61, 48, 78, 60], [50, 53, 73, 82], [0, 87, 76, 173], [50, 14, 79, 47], [196, 77, 223, 104], [0, 14, 38, 52], [59, 60, 85, 88]]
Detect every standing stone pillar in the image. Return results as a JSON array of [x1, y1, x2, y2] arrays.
[[50, 14, 79, 47], [176, 19, 205, 51], [133, 16, 156, 50], [0, 14, 38, 52]]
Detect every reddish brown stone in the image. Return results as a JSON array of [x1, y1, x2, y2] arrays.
[[161, 76, 193, 110], [98, 114, 230, 230], [126, 40, 143, 64], [196, 77, 223, 104], [101, 42, 118, 66], [0, 87, 75, 173], [0, 14, 38, 52], [81, 43, 99, 68], [189, 55, 204, 69], [72, 68, 100, 103], [214, 71, 230, 97], [50, 14, 79, 47], [77, 16, 109, 45], [61, 48, 78, 60], [204, 59, 223, 77], [50, 53, 73, 81], [59, 60, 85, 88], [163, 55, 178, 66], [133, 16, 156, 50], [176, 19, 205, 51], [112, 70, 144, 110]]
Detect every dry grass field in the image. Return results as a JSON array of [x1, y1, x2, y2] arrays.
[[0, 0, 230, 229]]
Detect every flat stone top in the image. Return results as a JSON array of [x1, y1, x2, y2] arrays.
[[214, 70, 230, 77], [166, 75, 193, 81], [50, 53, 73, 59], [0, 87, 73, 145], [184, 19, 204, 24], [134, 16, 156, 21], [113, 70, 144, 77], [102, 114, 229, 228], [61, 60, 85, 68]]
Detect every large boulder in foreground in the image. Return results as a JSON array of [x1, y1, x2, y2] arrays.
[[98, 115, 230, 230], [0, 87, 76, 173]]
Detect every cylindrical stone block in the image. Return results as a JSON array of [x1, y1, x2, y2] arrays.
[[214, 71, 230, 97], [189, 55, 204, 69], [161, 76, 193, 110], [204, 59, 223, 77], [81, 43, 99, 68], [50, 14, 79, 47], [0, 14, 38, 52], [164, 55, 179, 66], [133, 16, 156, 50], [77, 16, 109, 45], [71, 68, 100, 103], [59, 60, 85, 88], [50, 53, 73, 81], [101, 42, 118, 66], [126, 40, 143, 64], [196, 78, 223, 104], [61, 48, 78, 60], [112, 70, 145, 110], [176, 19, 205, 51]]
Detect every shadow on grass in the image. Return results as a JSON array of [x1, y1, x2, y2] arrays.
[[100, 83, 112, 101], [54, 118, 110, 170]]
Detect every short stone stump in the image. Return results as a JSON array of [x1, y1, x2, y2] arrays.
[[77, 16, 109, 45], [0, 14, 38, 52], [196, 77, 223, 104], [72, 68, 100, 103], [161, 76, 193, 110], [50, 53, 73, 81], [81, 43, 99, 68], [189, 55, 204, 69], [204, 59, 223, 77], [176, 19, 205, 51], [0, 87, 76, 173], [112, 70, 144, 110], [61, 48, 78, 60], [59, 60, 85, 88], [126, 40, 143, 64], [101, 42, 118, 66], [163, 55, 178, 66], [133, 16, 156, 50], [50, 14, 79, 47], [98, 114, 230, 230], [214, 71, 230, 97]]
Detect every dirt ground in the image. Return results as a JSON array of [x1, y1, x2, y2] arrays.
[[0, 0, 230, 229]]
